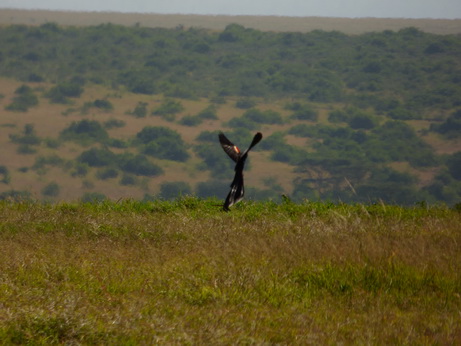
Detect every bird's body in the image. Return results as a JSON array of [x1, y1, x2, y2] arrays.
[[219, 132, 263, 211]]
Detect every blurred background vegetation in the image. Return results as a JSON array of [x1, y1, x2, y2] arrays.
[[0, 22, 460, 205]]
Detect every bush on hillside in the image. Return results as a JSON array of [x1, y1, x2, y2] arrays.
[[9, 124, 41, 146], [60, 120, 109, 143], [152, 99, 184, 121], [117, 153, 164, 177], [41, 182, 60, 197], [78, 148, 116, 167], [46, 82, 84, 103], [136, 126, 189, 162], [286, 102, 318, 121], [5, 85, 38, 112]]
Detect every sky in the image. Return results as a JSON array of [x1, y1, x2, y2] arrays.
[[0, 0, 460, 19]]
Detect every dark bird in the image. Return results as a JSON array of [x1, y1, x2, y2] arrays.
[[219, 132, 263, 211]]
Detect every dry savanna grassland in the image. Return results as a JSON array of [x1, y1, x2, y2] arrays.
[[0, 77, 305, 201], [0, 73, 461, 202], [0, 75, 460, 202], [0, 199, 460, 344], [0, 11, 460, 344]]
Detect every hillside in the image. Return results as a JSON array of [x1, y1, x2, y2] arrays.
[[1, 9, 461, 35], [0, 22, 460, 204]]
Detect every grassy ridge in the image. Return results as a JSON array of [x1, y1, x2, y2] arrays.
[[1, 9, 461, 35], [0, 199, 460, 343]]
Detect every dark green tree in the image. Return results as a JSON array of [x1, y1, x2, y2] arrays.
[[60, 120, 109, 143], [41, 182, 60, 197], [136, 126, 189, 162], [78, 147, 116, 167], [118, 154, 163, 176]]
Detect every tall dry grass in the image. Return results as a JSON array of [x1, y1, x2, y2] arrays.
[[0, 199, 460, 343]]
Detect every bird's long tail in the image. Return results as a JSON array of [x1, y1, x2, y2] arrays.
[[223, 169, 244, 211]]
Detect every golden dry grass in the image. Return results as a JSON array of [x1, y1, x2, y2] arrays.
[[0, 200, 460, 343]]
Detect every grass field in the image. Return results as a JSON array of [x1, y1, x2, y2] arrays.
[[1, 9, 461, 34], [0, 199, 460, 343]]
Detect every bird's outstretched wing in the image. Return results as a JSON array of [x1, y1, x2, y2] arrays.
[[219, 132, 241, 163], [243, 132, 263, 155], [219, 131, 263, 211]]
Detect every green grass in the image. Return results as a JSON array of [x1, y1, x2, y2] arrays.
[[0, 198, 460, 344]]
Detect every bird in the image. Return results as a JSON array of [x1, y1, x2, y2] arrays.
[[219, 132, 263, 211]]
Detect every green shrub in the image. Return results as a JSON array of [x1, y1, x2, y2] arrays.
[[271, 144, 307, 165], [71, 163, 89, 177], [17, 145, 36, 154], [286, 103, 318, 121], [41, 182, 60, 197], [159, 181, 192, 199], [128, 102, 148, 118], [78, 148, 116, 167], [243, 108, 284, 124], [93, 99, 113, 111], [143, 139, 190, 162], [194, 144, 234, 178], [119, 174, 137, 186], [179, 115, 202, 126], [0, 165, 10, 184], [227, 108, 283, 130], [235, 98, 256, 109], [47, 82, 84, 103], [370, 121, 437, 167], [60, 120, 109, 143], [137, 126, 189, 162], [118, 154, 164, 177], [195, 130, 220, 143], [136, 126, 179, 144], [328, 109, 350, 123], [196, 105, 218, 120], [259, 131, 286, 150], [9, 124, 41, 145], [430, 109, 461, 138], [32, 154, 64, 170], [5, 85, 38, 112], [0, 189, 31, 201], [44, 138, 60, 149], [120, 71, 157, 95], [227, 116, 258, 130], [152, 99, 184, 121], [96, 168, 119, 180], [27, 73, 44, 82], [108, 138, 128, 149], [104, 118, 125, 129], [348, 114, 377, 129], [387, 107, 419, 120]]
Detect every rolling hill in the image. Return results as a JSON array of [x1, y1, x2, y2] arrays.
[[0, 19, 460, 204]]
